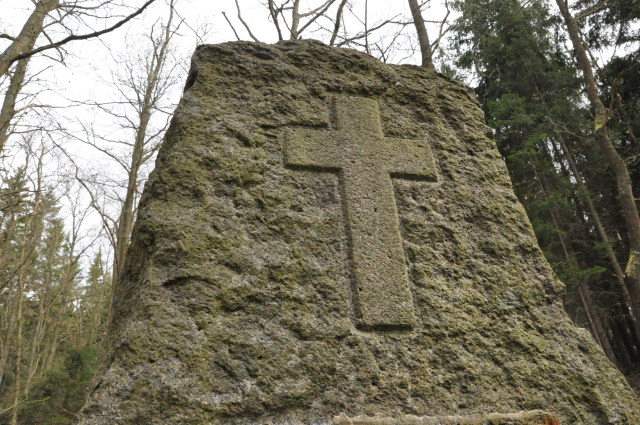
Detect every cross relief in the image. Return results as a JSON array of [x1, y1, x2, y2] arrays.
[[284, 96, 439, 331]]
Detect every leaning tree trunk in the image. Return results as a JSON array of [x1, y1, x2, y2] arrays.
[[0, 57, 31, 153], [556, 0, 640, 335], [532, 163, 617, 362], [0, 0, 48, 153], [0, 0, 59, 77]]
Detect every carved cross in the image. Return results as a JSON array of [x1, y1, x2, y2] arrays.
[[284, 96, 438, 330]]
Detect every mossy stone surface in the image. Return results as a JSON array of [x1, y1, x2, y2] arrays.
[[77, 40, 640, 425]]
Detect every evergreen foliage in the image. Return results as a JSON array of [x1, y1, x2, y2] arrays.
[[16, 347, 98, 425], [0, 168, 110, 425], [451, 0, 640, 367]]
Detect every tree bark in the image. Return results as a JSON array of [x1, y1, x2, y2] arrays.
[[532, 163, 617, 362], [0, 0, 46, 153], [0, 0, 59, 78], [408, 0, 434, 70], [329, 0, 348, 46], [556, 0, 640, 335], [0, 57, 31, 153], [290, 0, 301, 40]]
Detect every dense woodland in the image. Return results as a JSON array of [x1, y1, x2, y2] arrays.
[[0, 0, 639, 423]]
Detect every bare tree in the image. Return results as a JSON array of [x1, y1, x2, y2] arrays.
[[55, 0, 184, 324], [0, 0, 161, 161], [263, 0, 340, 40], [225, 0, 408, 58], [0, 0, 60, 78], [0, 0, 158, 78]]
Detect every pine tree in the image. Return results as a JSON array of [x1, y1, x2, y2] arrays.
[[450, 0, 640, 367]]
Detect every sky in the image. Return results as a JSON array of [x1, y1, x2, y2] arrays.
[[0, 0, 453, 265], [1, 0, 453, 110], [1, 0, 453, 147]]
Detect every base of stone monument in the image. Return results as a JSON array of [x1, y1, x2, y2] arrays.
[[333, 410, 558, 425]]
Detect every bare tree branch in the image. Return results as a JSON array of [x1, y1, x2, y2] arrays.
[[576, 1, 610, 21], [329, 0, 348, 46], [234, 0, 260, 42], [4, 0, 158, 74], [222, 11, 241, 41], [430, 0, 450, 53], [0, 397, 50, 416], [335, 16, 403, 47], [268, 0, 284, 41], [296, 0, 338, 37]]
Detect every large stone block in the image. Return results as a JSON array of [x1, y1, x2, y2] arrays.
[[77, 40, 640, 424]]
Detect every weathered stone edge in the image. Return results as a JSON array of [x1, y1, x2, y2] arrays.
[[333, 410, 558, 425]]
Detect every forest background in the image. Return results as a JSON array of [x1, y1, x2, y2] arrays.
[[0, 0, 639, 424]]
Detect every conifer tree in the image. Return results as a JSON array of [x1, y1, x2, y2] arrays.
[[450, 0, 640, 367]]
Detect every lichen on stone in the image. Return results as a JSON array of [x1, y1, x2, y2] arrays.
[[77, 40, 640, 425]]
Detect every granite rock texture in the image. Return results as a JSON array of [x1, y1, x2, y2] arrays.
[[77, 40, 640, 425], [332, 410, 558, 425]]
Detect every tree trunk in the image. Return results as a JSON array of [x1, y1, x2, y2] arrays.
[[9, 266, 25, 425], [0, 213, 18, 386], [290, 0, 301, 40], [23, 225, 61, 395], [611, 321, 634, 368], [556, 0, 640, 337], [24, 289, 46, 396], [408, 0, 434, 70], [0, 0, 59, 77], [532, 163, 617, 362], [0, 57, 31, 153], [109, 4, 176, 324], [329, 0, 348, 46]]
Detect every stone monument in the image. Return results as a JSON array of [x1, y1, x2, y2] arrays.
[[77, 41, 640, 424]]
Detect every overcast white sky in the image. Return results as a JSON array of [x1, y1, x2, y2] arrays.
[[1, 0, 449, 92], [0, 0, 453, 142], [0, 0, 452, 264]]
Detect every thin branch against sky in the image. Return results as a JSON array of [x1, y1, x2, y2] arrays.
[[0, 0, 455, 265]]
